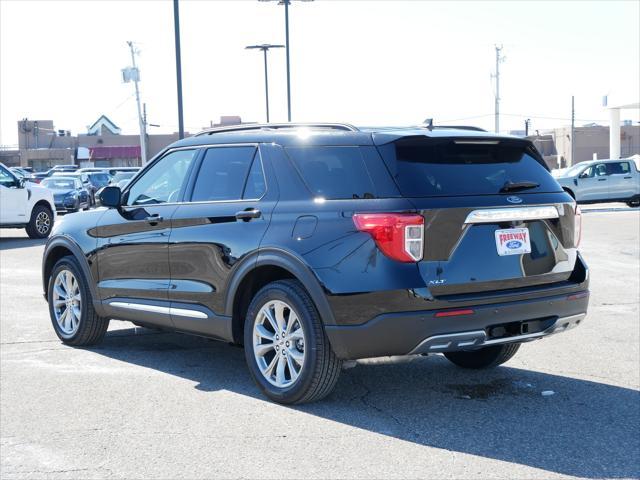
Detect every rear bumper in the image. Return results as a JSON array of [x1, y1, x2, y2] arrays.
[[325, 291, 589, 360]]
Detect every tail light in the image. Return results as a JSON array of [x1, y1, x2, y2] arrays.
[[574, 205, 582, 247], [353, 213, 424, 262]]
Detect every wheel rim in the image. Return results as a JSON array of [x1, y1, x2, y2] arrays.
[[253, 300, 306, 388], [35, 211, 51, 234], [52, 270, 81, 336]]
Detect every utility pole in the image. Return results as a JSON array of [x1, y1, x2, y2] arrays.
[[173, 0, 185, 139], [492, 45, 505, 133], [524, 118, 531, 137], [570, 95, 575, 167], [126, 41, 147, 165]]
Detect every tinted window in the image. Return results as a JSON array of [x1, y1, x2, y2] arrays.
[[286, 146, 376, 199], [88, 173, 110, 186], [378, 139, 561, 197], [191, 147, 256, 202], [242, 156, 266, 199], [0, 166, 16, 187], [606, 162, 630, 175], [126, 149, 196, 206]]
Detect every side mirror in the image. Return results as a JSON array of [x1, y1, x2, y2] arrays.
[[99, 186, 122, 208], [18, 178, 27, 188]]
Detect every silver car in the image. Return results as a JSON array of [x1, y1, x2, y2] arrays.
[[553, 157, 640, 207]]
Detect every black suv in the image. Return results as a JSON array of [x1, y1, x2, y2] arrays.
[[42, 123, 589, 404]]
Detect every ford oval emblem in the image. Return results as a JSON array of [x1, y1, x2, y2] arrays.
[[507, 196, 523, 204], [506, 240, 522, 249]]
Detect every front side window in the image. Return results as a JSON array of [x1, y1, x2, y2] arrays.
[[0, 166, 17, 188], [190, 147, 257, 202], [126, 149, 197, 206]]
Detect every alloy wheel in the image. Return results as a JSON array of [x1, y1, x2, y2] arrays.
[[36, 211, 51, 235], [52, 270, 82, 336], [253, 300, 306, 388]]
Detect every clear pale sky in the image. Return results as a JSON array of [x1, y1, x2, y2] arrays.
[[1, 0, 638, 145]]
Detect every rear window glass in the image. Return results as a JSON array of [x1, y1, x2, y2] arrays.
[[378, 139, 561, 197], [286, 146, 376, 199]]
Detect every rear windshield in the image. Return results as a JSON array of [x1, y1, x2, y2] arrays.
[[378, 138, 561, 197], [285, 146, 376, 199], [88, 173, 110, 186]]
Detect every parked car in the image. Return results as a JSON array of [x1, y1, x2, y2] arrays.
[[40, 176, 91, 213], [0, 162, 55, 238], [554, 158, 640, 207], [54, 171, 111, 205], [42, 123, 589, 404], [110, 171, 137, 187], [48, 164, 78, 173], [107, 167, 140, 176]]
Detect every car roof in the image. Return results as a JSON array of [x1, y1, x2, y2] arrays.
[[168, 123, 527, 150]]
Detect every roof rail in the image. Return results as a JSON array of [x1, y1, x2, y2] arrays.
[[195, 122, 359, 136], [431, 125, 487, 132]]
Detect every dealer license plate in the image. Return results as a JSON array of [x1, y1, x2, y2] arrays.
[[495, 228, 531, 256]]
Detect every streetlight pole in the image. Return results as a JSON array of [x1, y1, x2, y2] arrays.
[[246, 44, 285, 123], [258, 0, 313, 122], [173, 0, 185, 139]]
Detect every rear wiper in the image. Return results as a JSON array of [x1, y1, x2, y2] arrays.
[[500, 181, 540, 193]]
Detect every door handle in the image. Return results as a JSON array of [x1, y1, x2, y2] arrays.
[[145, 215, 164, 224], [235, 209, 261, 221], [597, 178, 607, 181], [624, 176, 632, 179]]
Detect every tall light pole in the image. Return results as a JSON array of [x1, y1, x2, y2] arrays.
[[258, 0, 314, 122], [246, 44, 285, 123], [124, 41, 147, 165], [491, 44, 505, 133], [173, 0, 185, 139]]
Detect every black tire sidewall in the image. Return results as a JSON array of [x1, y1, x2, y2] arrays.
[[27, 205, 53, 238], [48, 257, 92, 343], [244, 282, 321, 404]]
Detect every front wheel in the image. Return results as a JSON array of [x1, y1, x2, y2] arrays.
[[244, 280, 342, 404], [444, 343, 521, 369], [25, 204, 53, 239], [627, 198, 640, 208], [48, 256, 109, 345]]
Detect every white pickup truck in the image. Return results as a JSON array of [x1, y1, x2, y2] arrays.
[[0, 162, 56, 238], [553, 157, 640, 207]]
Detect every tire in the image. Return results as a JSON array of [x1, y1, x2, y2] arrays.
[[25, 204, 53, 239], [244, 279, 342, 404], [444, 343, 521, 369], [47, 256, 109, 346], [627, 198, 640, 208]]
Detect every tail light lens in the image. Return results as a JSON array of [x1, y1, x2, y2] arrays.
[[574, 205, 582, 247], [353, 213, 424, 262]]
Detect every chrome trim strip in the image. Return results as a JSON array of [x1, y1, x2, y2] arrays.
[[464, 205, 560, 224], [409, 313, 586, 354], [109, 301, 208, 319]]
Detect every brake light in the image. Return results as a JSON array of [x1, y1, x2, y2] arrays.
[[353, 213, 424, 262], [434, 309, 475, 318], [574, 205, 582, 247]]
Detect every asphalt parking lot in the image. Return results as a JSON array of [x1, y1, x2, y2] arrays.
[[1, 205, 638, 479]]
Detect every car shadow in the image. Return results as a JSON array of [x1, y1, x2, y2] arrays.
[[91, 326, 639, 479], [0, 237, 47, 251]]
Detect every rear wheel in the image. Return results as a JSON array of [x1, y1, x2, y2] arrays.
[[25, 204, 53, 239], [444, 343, 521, 369], [244, 280, 342, 404], [48, 256, 109, 346], [627, 197, 640, 208]]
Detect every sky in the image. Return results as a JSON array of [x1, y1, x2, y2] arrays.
[[1, 0, 639, 146]]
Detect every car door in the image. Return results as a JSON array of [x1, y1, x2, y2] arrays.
[[576, 163, 609, 201], [95, 148, 199, 327], [167, 144, 277, 339], [605, 161, 637, 199], [0, 165, 28, 223]]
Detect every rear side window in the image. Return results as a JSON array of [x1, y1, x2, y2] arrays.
[[286, 146, 376, 199], [191, 147, 257, 202], [606, 162, 630, 175], [378, 138, 561, 197]]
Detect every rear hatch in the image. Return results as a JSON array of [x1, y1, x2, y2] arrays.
[[376, 135, 579, 297]]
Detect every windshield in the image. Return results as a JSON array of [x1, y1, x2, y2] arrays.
[[561, 163, 590, 177], [42, 178, 77, 189], [88, 173, 110, 186], [377, 138, 561, 197]]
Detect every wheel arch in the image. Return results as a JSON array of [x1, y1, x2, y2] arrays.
[[33, 199, 54, 214], [42, 237, 103, 315], [225, 248, 336, 345], [562, 187, 575, 199]]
